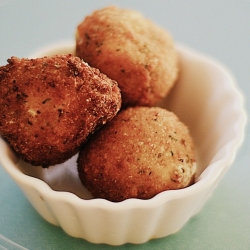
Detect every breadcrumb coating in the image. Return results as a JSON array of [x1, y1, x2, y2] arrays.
[[0, 54, 121, 167], [78, 106, 196, 202], [76, 6, 179, 107]]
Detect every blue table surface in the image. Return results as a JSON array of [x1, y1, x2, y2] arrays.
[[0, 1, 250, 249]]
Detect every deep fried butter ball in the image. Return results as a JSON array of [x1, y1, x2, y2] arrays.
[[0, 54, 121, 167], [76, 6, 179, 107], [78, 106, 196, 202]]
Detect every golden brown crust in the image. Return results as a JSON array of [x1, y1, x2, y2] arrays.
[[78, 106, 196, 202], [76, 6, 179, 107], [0, 54, 121, 167]]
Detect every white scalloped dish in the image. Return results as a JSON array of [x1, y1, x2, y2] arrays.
[[0, 41, 246, 245]]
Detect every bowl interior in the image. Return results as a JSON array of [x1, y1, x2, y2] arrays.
[[0, 42, 246, 202]]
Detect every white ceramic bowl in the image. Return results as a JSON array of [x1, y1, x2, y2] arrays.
[[0, 41, 246, 245]]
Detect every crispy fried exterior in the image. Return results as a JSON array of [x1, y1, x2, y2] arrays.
[[0, 55, 121, 167], [78, 106, 196, 202], [76, 6, 179, 108]]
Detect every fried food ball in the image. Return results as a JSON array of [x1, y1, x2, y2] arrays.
[[78, 106, 196, 202], [0, 54, 121, 167], [76, 6, 179, 108]]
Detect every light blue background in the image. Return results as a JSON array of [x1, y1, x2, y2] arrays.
[[0, 1, 249, 249]]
